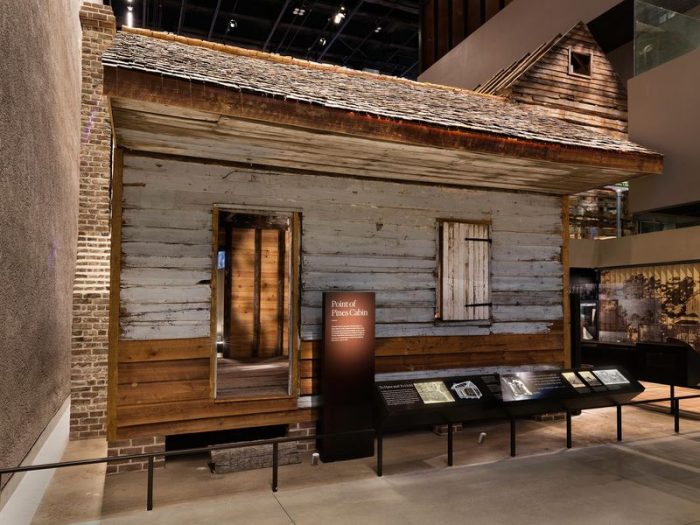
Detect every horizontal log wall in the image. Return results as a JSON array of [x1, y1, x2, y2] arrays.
[[115, 338, 313, 438], [114, 152, 565, 438]]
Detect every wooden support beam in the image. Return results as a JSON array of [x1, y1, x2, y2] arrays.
[[276, 229, 286, 356], [253, 228, 262, 357], [107, 148, 124, 441], [562, 195, 571, 368]]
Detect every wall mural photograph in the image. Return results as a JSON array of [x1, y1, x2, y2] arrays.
[[599, 262, 700, 349]]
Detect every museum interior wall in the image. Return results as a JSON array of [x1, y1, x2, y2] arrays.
[[418, 0, 622, 90], [0, 0, 81, 486], [628, 47, 700, 213]]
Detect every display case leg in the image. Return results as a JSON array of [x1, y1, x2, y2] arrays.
[[566, 411, 572, 449], [447, 423, 454, 467], [510, 418, 516, 457], [272, 442, 279, 492], [674, 399, 680, 434], [616, 405, 622, 442], [376, 432, 383, 477]]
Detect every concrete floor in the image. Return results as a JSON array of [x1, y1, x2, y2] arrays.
[[33, 406, 700, 525]]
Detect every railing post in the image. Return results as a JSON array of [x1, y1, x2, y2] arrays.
[[670, 385, 675, 415], [510, 417, 516, 457], [566, 411, 572, 449], [376, 431, 383, 477], [272, 442, 279, 492], [147, 456, 154, 511], [674, 399, 680, 434]]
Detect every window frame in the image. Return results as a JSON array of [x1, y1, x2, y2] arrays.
[[568, 49, 593, 78]]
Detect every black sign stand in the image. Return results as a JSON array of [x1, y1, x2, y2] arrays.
[[318, 291, 375, 462]]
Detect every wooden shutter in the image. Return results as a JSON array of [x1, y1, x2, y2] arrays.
[[441, 222, 491, 321]]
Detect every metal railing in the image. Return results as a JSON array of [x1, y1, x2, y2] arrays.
[[0, 429, 376, 512], [2, 386, 699, 513]]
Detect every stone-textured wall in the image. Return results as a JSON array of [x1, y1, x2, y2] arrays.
[[0, 0, 81, 479], [71, 3, 115, 440]]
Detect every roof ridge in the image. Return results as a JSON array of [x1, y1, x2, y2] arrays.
[[120, 26, 504, 100]]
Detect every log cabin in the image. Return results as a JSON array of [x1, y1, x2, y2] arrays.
[[100, 27, 662, 462]]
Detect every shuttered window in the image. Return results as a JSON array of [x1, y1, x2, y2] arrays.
[[439, 221, 491, 321]]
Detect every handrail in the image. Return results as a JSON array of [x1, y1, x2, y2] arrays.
[[0, 428, 376, 511], [2, 387, 699, 513], [0, 429, 374, 476]]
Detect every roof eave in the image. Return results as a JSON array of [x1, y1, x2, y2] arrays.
[[103, 66, 663, 177]]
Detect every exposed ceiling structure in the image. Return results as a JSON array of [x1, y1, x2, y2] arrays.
[[107, 0, 420, 78]]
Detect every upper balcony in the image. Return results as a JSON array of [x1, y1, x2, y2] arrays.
[[635, 0, 700, 74]]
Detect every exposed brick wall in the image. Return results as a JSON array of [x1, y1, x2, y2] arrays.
[[106, 436, 165, 475], [71, 2, 115, 440], [288, 422, 317, 452]]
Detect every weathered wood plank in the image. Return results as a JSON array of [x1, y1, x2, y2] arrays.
[[116, 408, 317, 439], [120, 153, 564, 344], [116, 396, 298, 428], [117, 379, 210, 406], [118, 358, 210, 384], [119, 337, 211, 362]]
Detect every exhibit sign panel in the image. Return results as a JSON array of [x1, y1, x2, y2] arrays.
[[319, 291, 375, 462], [375, 367, 644, 432]]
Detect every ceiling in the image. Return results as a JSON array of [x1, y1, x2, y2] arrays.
[[107, 0, 420, 78]]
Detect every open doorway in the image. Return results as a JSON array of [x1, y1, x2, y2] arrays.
[[215, 210, 293, 399]]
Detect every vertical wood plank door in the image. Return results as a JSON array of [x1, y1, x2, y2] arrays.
[[227, 225, 288, 360], [228, 227, 256, 358], [442, 222, 490, 321]]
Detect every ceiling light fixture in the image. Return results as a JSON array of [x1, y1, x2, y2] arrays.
[[318, 36, 327, 46], [333, 6, 346, 25], [374, 25, 382, 33], [292, 6, 306, 16], [228, 19, 238, 30], [127, 5, 134, 11]]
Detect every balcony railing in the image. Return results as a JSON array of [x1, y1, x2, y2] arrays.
[[635, 0, 700, 75]]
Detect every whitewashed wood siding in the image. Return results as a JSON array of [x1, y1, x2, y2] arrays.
[[119, 153, 563, 340]]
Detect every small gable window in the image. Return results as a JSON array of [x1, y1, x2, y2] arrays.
[[569, 50, 592, 77]]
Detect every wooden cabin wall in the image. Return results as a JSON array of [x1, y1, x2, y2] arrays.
[[114, 152, 565, 438], [508, 24, 628, 137]]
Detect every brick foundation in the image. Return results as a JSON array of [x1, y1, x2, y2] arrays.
[[531, 412, 567, 422], [70, 2, 115, 440], [288, 422, 317, 452], [433, 423, 463, 436], [106, 436, 165, 475]]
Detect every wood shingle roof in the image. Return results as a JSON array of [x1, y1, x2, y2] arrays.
[[103, 29, 658, 160]]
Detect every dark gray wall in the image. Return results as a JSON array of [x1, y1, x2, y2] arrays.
[[0, 0, 81, 472], [628, 47, 700, 212]]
